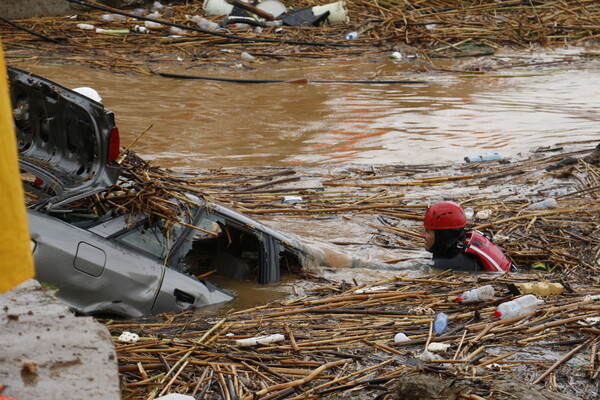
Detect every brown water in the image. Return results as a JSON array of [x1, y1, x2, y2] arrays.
[[16, 56, 600, 309], [20, 54, 600, 170]]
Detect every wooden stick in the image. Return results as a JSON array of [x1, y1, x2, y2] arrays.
[[241, 359, 347, 400], [533, 337, 595, 384]]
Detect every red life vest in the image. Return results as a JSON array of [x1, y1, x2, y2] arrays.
[[463, 230, 511, 272]]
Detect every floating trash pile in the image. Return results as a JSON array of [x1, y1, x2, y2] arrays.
[[1, 0, 600, 73], [185, 141, 600, 275], [95, 142, 600, 399], [108, 270, 599, 399]]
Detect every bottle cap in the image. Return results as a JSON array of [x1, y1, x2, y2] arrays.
[[455, 296, 462, 302], [494, 311, 502, 318]]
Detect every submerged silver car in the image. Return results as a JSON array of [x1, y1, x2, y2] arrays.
[[11, 66, 304, 317]]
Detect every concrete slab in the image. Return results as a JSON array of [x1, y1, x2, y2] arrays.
[[0, 280, 119, 400], [0, 0, 150, 19]]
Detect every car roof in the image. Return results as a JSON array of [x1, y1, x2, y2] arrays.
[[10, 66, 121, 209]]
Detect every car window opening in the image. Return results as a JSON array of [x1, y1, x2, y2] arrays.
[[178, 215, 303, 283]]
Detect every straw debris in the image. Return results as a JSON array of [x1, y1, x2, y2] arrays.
[[2, 1, 600, 74], [94, 142, 600, 399]]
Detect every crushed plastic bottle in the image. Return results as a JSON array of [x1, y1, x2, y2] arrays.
[[191, 16, 220, 31], [527, 198, 558, 209], [76, 23, 95, 30], [144, 21, 162, 29], [131, 8, 148, 16], [432, 312, 448, 335], [100, 13, 127, 22], [344, 31, 358, 40], [241, 51, 256, 62], [463, 207, 474, 220], [464, 152, 503, 163], [151, 1, 164, 12], [475, 209, 492, 220], [494, 294, 541, 319], [456, 284, 495, 302], [169, 26, 187, 35]]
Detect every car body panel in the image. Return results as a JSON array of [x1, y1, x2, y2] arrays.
[[28, 211, 161, 317], [9, 66, 121, 208]]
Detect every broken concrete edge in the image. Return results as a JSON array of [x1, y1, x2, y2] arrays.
[[0, 279, 120, 400]]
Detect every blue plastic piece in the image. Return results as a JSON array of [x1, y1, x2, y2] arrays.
[[433, 312, 448, 336]]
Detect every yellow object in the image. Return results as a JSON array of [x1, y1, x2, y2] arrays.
[[531, 261, 549, 271], [515, 282, 564, 297], [0, 41, 35, 293]]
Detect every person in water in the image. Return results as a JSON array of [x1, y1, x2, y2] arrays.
[[423, 201, 511, 273]]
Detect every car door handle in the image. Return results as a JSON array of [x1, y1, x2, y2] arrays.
[[173, 289, 195, 306]]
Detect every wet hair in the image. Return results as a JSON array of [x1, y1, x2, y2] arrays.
[[429, 228, 466, 258]]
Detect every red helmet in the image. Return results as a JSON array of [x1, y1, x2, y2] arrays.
[[424, 201, 467, 229]]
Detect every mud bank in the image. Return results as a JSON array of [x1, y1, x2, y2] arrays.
[[0, 280, 119, 400]]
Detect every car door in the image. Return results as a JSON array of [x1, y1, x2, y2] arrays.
[[109, 212, 231, 314], [30, 210, 164, 317]]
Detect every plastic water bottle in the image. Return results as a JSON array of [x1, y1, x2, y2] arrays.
[[494, 294, 540, 319], [463, 207, 474, 220], [151, 1, 164, 12], [192, 16, 220, 31], [432, 312, 448, 335], [169, 26, 187, 35], [344, 31, 358, 40], [464, 152, 503, 163], [144, 21, 162, 29], [456, 284, 495, 303], [100, 13, 127, 22], [527, 198, 558, 209]]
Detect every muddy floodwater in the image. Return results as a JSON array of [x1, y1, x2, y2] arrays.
[[21, 51, 600, 170], [18, 55, 600, 309]]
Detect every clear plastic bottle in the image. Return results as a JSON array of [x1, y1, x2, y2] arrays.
[[100, 13, 127, 22], [433, 312, 448, 335], [527, 198, 558, 209], [464, 152, 503, 163], [463, 207, 474, 220], [191, 16, 220, 31], [456, 284, 495, 303], [494, 294, 540, 319]]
